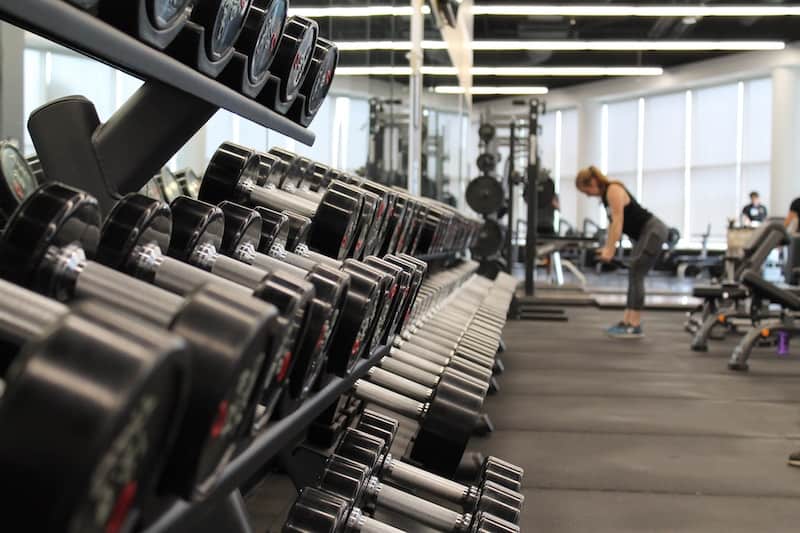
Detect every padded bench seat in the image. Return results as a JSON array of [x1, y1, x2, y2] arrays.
[[693, 285, 749, 300]]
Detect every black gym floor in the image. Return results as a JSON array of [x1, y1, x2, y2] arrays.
[[471, 307, 800, 532]]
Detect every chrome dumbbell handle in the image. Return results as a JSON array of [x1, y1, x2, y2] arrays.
[[351, 380, 427, 420]]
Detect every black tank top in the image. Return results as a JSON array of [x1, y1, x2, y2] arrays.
[[602, 183, 653, 241]]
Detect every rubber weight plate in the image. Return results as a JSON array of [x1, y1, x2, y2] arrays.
[[466, 175, 504, 215], [471, 219, 504, 258]]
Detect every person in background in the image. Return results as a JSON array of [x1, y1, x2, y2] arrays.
[[575, 166, 669, 339], [786, 196, 800, 468], [784, 197, 800, 231], [742, 191, 768, 226]]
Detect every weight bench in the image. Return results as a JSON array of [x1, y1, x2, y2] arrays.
[[728, 271, 800, 371], [687, 222, 791, 351]]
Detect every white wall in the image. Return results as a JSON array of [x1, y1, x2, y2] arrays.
[[472, 44, 800, 244]]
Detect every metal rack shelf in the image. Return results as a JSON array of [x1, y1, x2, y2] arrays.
[[143, 343, 391, 533], [416, 251, 463, 263], [0, 0, 313, 145]]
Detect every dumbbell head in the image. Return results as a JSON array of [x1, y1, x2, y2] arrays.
[[318, 454, 372, 505], [166, 197, 225, 261], [481, 457, 524, 493], [235, 0, 288, 84], [342, 259, 395, 353], [0, 182, 100, 296], [0, 141, 38, 226], [253, 206, 291, 251], [364, 257, 411, 343], [97, 193, 173, 279], [409, 375, 485, 477], [474, 481, 524, 525], [282, 210, 313, 252], [283, 486, 350, 533], [471, 513, 520, 533], [192, 0, 253, 62], [334, 428, 387, 474], [355, 409, 399, 448], [0, 293, 190, 533], [287, 38, 338, 126], [270, 16, 319, 104]]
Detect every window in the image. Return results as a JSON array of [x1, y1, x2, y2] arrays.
[[741, 78, 772, 211], [559, 109, 579, 227], [23, 47, 142, 155], [604, 99, 639, 194], [642, 91, 686, 233], [690, 83, 740, 239]]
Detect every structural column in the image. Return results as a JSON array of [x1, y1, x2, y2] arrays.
[[0, 23, 25, 146], [575, 99, 603, 225], [770, 66, 800, 214], [407, 0, 424, 197]]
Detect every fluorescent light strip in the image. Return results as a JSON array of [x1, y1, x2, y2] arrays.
[[470, 5, 800, 17], [336, 41, 446, 51], [336, 66, 663, 76], [471, 66, 663, 76], [335, 40, 785, 52], [288, 5, 800, 18], [433, 86, 549, 95], [471, 40, 786, 51], [288, 6, 430, 17]]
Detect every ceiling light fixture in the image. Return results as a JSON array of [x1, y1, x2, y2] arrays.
[[288, 5, 800, 18], [288, 6, 430, 17], [470, 40, 786, 51], [470, 5, 800, 17], [334, 40, 786, 52], [335, 66, 663, 76], [433, 86, 550, 95], [470, 66, 663, 76]]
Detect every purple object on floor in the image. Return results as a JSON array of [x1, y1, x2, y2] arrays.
[[777, 331, 790, 356]]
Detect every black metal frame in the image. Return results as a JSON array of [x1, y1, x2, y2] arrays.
[[0, 0, 314, 213], [143, 344, 391, 533]]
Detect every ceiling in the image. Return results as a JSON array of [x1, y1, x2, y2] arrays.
[[293, 1, 800, 92]]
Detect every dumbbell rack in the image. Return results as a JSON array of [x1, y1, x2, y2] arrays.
[[143, 344, 391, 533], [0, 4, 478, 532], [0, 0, 313, 213]]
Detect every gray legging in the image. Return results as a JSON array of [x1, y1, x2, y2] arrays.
[[628, 217, 669, 310]]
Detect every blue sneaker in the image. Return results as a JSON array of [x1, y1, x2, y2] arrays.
[[606, 322, 644, 339]]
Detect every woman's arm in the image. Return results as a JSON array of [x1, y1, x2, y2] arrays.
[[599, 185, 626, 261]]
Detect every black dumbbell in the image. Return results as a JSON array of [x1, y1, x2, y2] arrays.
[[234, 0, 287, 86], [96, 193, 314, 432], [297, 163, 398, 259], [253, 150, 378, 262], [0, 141, 38, 227], [253, 206, 395, 374], [245, 206, 384, 375], [0, 183, 278, 498], [0, 280, 190, 533], [317, 453, 520, 533], [349, 370, 483, 476], [199, 142, 362, 260], [264, 149, 383, 260], [259, 16, 319, 110], [216, 201, 350, 401], [352, 412, 524, 519], [286, 38, 339, 127], [97, 0, 195, 50], [284, 486, 406, 533], [191, 0, 253, 63]]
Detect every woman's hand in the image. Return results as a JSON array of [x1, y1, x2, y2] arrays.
[[597, 246, 615, 263]]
